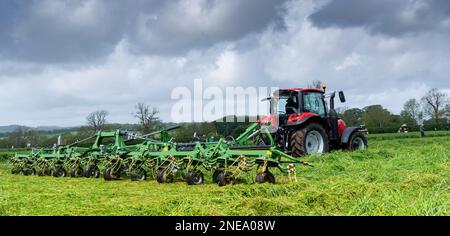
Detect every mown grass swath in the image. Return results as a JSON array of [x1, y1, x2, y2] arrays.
[[0, 134, 448, 216]]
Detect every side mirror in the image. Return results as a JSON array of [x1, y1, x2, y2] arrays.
[[338, 91, 346, 103]]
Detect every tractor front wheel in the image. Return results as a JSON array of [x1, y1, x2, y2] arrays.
[[346, 132, 368, 151], [290, 123, 329, 157]]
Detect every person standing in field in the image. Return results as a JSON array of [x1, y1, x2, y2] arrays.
[[420, 124, 425, 138]]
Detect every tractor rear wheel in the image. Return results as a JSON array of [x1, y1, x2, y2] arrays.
[[186, 170, 204, 185], [156, 168, 174, 183], [255, 171, 275, 184], [290, 123, 329, 157], [346, 132, 368, 151]]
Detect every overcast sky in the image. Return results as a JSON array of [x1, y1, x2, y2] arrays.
[[0, 0, 449, 127]]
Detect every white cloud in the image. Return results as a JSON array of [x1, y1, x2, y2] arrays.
[[0, 0, 449, 126]]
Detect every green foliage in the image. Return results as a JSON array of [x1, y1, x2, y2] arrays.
[[0, 135, 448, 216]]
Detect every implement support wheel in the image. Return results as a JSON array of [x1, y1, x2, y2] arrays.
[[186, 170, 204, 185], [52, 167, 66, 178], [255, 170, 275, 184], [217, 170, 234, 187], [156, 168, 174, 183], [131, 169, 147, 181], [84, 165, 100, 178]]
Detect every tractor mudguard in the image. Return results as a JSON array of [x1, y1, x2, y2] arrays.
[[284, 114, 327, 128], [341, 127, 360, 144]]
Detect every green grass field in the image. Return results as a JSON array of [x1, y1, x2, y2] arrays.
[[0, 135, 449, 216]]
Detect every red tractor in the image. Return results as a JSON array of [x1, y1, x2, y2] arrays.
[[258, 83, 368, 157]]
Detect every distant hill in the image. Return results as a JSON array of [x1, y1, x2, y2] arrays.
[[0, 125, 65, 134]]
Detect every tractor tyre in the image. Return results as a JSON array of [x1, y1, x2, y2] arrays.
[[346, 132, 368, 151], [290, 123, 329, 157], [84, 165, 100, 178], [217, 171, 234, 187], [156, 168, 174, 183], [186, 170, 204, 185], [52, 168, 66, 178]]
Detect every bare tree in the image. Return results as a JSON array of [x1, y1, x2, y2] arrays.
[[308, 80, 323, 89], [86, 110, 109, 131], [421, 88, 447, 126], [134, 103, 160, 134], [400, 98, 423, 125]]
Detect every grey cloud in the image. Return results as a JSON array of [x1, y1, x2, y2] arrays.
[[128, 0, 288, 55], [0, 0, 287, 63], [309, 0, 450, 36]]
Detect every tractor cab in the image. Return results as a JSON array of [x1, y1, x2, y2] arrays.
[[260, 83, 367, 157]]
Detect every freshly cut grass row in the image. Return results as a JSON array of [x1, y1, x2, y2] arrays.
[[0, 136, 448, 216]]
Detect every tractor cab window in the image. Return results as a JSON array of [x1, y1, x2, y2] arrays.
[[273, 93, 299, 115], [303, 92, 326, 116]]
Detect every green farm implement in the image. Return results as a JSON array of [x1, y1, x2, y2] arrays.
[[9, 84, 368, 186]]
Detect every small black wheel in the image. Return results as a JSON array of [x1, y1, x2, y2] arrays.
[[70, 168, 84, 177], [44, 169, 52, 176], [36, 169, 45, 176], [217, 171, 234, 187], [84, 165, 100, 178], [103, 167, 113, 181], [11, 168, 21, 175], [212, 169, 222, 183], [255, 171, 275, 184], [186, 170, 204, 185], [52, 168, 66, 178], [156, 168, 174, 183], [131, 170, 147, 181], [23, 169, 35, 176]]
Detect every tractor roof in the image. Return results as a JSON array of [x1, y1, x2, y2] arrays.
[[276, 88, 324, 93]]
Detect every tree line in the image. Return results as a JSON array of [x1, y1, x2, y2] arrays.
[[0, 87, 448, 149], [340, 88, 449, 133]]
